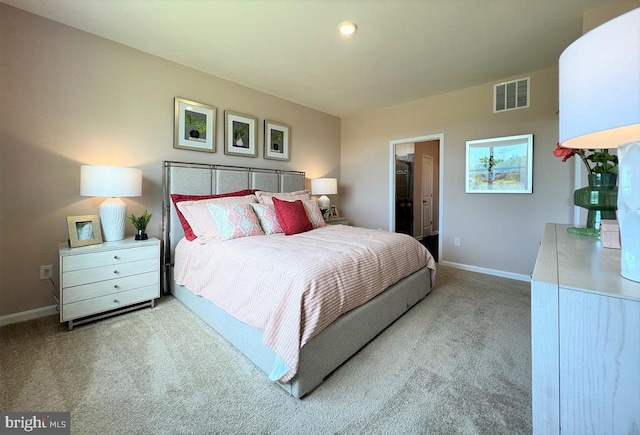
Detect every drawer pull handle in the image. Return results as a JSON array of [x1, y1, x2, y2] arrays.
[[113, 270, 119, 274], [114, 299, 120, 303], [113, 284, 119, 289], [114, 255, 120, 259]]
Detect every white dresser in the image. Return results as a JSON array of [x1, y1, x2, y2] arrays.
[[531, 223, 640, 434], [59, 237, 160, 330]]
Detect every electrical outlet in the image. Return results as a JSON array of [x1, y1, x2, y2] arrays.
[[40, 265, 53, 280], [454, 237, 461, 247]]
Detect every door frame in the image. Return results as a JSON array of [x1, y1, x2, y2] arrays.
[[389, 133, 444, 260], [421, 154, 434, 238]]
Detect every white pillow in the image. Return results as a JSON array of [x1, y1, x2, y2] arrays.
[[255, 189, 310, 205]]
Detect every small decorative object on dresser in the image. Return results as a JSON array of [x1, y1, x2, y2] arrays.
[[127, 210, 153, 240], [59, 237, 160, 330], [66, 215, 103, 248]]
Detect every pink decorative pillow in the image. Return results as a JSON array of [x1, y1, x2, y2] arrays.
[[303, 200, 326, 228], [171, 190, 255, 240], [250, 203, 284, 235], [272, 197, 313, 235], [207, 203, 264, 240], [255, 189, 311, 205], [176, 194, 257, 240]]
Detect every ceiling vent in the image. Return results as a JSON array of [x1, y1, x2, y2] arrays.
[[494, 77, 529, 113]]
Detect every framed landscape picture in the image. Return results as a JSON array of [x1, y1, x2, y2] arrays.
[[465, 134, 533, 193], [224, 111, 257, 157], [264, 120, 290, 161], [174, 97, 216, 152]]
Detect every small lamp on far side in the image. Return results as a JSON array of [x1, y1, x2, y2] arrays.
[[80, 165, 142, 242], [311, 177, 338, 218]]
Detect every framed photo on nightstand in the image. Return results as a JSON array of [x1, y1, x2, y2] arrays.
[[67, 215, 103, 248], [330, 205, 339, 218]]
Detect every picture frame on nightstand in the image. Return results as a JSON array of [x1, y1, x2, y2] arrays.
[[330, 205, 339, 218], [66, 215, 103, 248]]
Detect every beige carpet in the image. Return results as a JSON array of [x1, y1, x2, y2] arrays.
[[0, 265, 532, 434]]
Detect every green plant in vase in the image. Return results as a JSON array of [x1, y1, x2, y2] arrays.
[[185, 113, 207, 140], [554, 144, 618, 235], [127, 210, 153, 240]]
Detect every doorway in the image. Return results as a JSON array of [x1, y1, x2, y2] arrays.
[[389, 134, 443, 262]]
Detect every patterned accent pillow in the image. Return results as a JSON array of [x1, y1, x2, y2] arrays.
[[207, 203, 264, 240], [272, 197, 313, 235], [177, 194, 258, 240], [302, 200, 326, 228], [255, 189, 311, 205], [171, 190, 255, 240], [250, 203, 284, 235]]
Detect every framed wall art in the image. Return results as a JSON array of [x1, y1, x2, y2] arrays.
[[224, 111, 257, 157], [264, 120, 290, 161], [174, 97, 216, 152], [67, 215, 103, 248], [465, 133, 533, 193]]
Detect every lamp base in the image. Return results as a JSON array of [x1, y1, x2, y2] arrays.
[[618, 141, 640, 282], [99, 197, 127, 242]]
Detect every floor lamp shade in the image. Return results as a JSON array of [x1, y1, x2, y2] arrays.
[[311, 178, 338, 210], [80, 165, 142, 242], [559, 8, 640, 282]]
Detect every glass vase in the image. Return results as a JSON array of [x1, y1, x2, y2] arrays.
[[573, 173, 618, 230]]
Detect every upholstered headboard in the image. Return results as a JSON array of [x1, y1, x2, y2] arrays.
[[162, 160, 306, 291]]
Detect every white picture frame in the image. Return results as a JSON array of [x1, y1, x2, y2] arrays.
[[174, 97, 216, 153], [264, 120, 290, 161], [224, 111, 258, 157], [465, 134, 533, 193]]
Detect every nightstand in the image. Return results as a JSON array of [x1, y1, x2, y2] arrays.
[[59, 237, 160, 330], [325, 217, 349, 225]]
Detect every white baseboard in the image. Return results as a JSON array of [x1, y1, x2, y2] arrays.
[[439, 261, 531, 283], [0, 305, 58, 327]]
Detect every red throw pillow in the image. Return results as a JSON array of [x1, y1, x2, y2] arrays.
[[171, 189, 255, 240], [272, 197, 313, 235]]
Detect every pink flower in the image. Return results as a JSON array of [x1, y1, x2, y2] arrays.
[[553, 143, 577, 162]]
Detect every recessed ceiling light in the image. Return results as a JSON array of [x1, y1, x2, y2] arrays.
[[338, 21, 357, 35]]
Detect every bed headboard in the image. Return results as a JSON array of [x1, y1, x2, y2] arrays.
[[162, 160, 306, 291]]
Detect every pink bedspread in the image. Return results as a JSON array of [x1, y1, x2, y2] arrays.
[[174, 225, 436, 382]]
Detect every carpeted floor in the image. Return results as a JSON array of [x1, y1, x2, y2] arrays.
[[0, 265, 532, 434]]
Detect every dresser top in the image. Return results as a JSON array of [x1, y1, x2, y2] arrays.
[[59, 236, 159, 256], [537, 223, 640, 302]]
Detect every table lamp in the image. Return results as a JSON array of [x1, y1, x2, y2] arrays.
[[80, 165, 142, 242], [559, 7, 640, 282], [311, 178, 338, 217]]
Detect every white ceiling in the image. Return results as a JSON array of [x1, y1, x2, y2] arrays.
[[2, 0, 615, 117]]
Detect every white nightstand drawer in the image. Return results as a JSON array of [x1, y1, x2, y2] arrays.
[[63, 271, 159, 304], [62, 284, 159, 321], [63, 245, 158, 271], [62, 258, 158, 288]]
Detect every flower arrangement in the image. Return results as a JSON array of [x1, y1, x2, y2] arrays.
[[553, 143, 618, 174]]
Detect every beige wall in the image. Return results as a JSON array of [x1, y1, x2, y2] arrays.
[[341, 68, 574, 277], [0, 5, 340, 317]]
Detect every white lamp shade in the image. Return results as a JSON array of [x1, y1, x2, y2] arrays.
[[311, 177, 337, 211], [559, 8, 640, 149], [559, 8, 640, 282], [81, 165, 142, 198], [80, 165, 142, 242], [311, 178, 338, 195]]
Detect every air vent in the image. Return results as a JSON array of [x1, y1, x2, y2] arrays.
[[494, 77, 529, 112]]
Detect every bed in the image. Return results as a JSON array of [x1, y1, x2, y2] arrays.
[[162, 160, 436, 398]]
